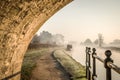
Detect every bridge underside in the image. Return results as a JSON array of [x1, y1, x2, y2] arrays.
[[0, 0, 72, 80]]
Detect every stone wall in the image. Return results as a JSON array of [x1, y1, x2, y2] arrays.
[[0, 0, 72, 80]]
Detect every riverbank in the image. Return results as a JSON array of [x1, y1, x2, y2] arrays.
[[53, 49, 86, 80], [21, 47, 86, 80], [21, 48, 71, 80]]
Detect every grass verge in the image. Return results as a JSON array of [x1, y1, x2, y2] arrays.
[[21, 48, 48, 80], [53, 50, 86, 80]]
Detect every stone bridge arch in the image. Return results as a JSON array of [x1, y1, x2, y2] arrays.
[[0, 0, 72, 80]]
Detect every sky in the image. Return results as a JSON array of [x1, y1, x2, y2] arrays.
[[37, 0, 120, 44]]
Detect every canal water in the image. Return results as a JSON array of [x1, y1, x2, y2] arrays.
[[71, 45, 120, 80]]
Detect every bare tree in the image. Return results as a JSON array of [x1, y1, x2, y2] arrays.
[[98, 33, 103, 47]]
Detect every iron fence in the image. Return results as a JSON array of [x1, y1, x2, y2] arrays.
[[86, 47, 120, 80]]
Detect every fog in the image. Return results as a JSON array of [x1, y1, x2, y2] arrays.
[[37, 0, 120, 44], [35, 1, 120, 79]]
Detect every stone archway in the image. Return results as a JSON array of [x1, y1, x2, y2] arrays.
[[0, 0, 72, 80]]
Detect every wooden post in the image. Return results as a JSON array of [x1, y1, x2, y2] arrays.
[[92, 48, 97, 80], [104, 50, 113, 80]]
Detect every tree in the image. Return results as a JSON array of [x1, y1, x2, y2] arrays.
[[52, 34, 64, 45], [84, 38, 92, 45], [39, 31, 53, 44], [110, 39, 120, 44], [31, 34, 40, 44], [39, 31, 64, 45], [98, 33, 103, 47], [94, 39, 98, 45]]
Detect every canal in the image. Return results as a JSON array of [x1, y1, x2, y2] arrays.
[[71, 45, 120, 80]]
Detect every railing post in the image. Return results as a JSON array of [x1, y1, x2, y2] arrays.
[[88, 47, 91, 80], [104, 50, 113, 80], [86, 47, 88, 78], [92, 48, 97, 80]]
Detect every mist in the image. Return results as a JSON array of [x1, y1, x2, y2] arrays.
[[36, 0, 120, 44]]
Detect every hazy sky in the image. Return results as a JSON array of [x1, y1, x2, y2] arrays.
[[37, 0, 120, 44]]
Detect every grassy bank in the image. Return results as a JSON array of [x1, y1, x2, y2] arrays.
[[53, 50, 86, 80], [21, 48, 48, 80]]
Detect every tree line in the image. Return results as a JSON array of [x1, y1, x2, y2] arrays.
[[82, 33, 120, 47], [31, 31, 64, 46]]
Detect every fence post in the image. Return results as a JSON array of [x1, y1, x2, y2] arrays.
[[104, 50, 113, 80], [86, 47, 88, 78], [88, 47, 91, 80], [92, 48, 97, 80]]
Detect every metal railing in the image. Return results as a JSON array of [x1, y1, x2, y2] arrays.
[[86, 47, 120, 80]]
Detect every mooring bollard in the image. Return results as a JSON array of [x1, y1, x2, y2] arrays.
[[104, 50, 113, 80]]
